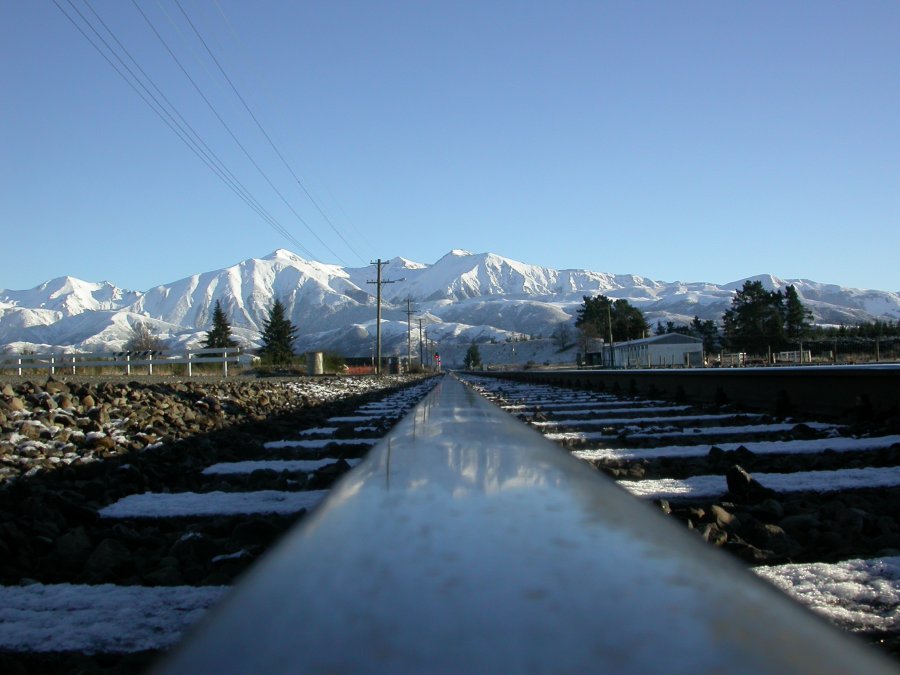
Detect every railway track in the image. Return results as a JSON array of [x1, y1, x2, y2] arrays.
[[459, 373, 900, 660], [3, 369, 899, 672], [0, 376, 439, 674], [156, 372, 896, 674]]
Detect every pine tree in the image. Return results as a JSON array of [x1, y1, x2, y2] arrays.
[[463, 342, 482, 369], [575, 295, 649, 342], [784, 285, 812, 342], [203, 300, 237, 350], [723, 281, 786, 355], [258, 299, 298, 365], [690, 315, 720, 353]]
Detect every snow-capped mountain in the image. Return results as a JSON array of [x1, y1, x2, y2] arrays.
[[0, 276, 142, 316], [1, 249, 898, 358]]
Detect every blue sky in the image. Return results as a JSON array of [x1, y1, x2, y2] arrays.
[[2, 1, 898, 292]]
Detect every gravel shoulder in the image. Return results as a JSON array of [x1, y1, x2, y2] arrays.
[[0, 373, 431, 674]]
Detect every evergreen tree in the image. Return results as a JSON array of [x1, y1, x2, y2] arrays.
[[463, 342, 482, 369], [722, 281, 786, 355], [575, 295, 649, 343], [203, 300, 237, 350], [258, 299, 297, 364], [690, 315, 721, 353], [784, 285, 812, 342]]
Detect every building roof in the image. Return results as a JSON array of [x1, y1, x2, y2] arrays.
[[614, 333, 704, 347]]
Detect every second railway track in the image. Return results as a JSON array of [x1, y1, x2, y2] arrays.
[[458, 371, 900, 660]]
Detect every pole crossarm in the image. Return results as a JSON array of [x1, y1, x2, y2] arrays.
[[367, 259, 402, 375]]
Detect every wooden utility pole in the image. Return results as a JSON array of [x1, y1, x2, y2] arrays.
[[405, 298, 415, 371], [607, 301, 614, 368], [418, 318, 425, 369], [367, 259, 398, 375]]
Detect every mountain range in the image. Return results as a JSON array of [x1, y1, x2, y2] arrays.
[[2, 249, 898, 361]]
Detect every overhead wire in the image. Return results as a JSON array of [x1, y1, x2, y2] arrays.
[[211, 0, 375, 258], [78, 0, 313, 259], [176, 0, 367, 265], [130, 0, 350, 266], [51, 0, 318, 259]]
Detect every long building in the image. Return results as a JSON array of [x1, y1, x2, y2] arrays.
[[586, 333, 704, 368]]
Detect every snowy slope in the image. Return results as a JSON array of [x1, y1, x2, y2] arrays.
[[0, 276, 141, 315], [131, 249, 371, 332], [2, 249, 899, 356]]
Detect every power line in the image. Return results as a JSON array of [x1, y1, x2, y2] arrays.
[[131, 0, 349, 265], [174, 0, 367, 266], [52, 0, 318, 259], [80, 0, 307, 254], [210, 0, 376, 256]]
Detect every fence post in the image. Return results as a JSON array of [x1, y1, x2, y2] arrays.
[[149, 351, 154, 376], [17, 357, 22, 377], [223, 350, 228, 377], [126, 354, 131, 376], [188, 352, 192, 377], [50, 355, 55, 376]]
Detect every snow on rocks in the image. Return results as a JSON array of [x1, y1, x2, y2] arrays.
[[458, 372, 900, 661], [0, 583, 228, 653], [264, 438, 379, 450], [0, 375, 417, 484], [618, 466, 900, 500], [203, 458, 362, 475], [98, 490, 330, 518], [0, 373, 438, 672], [754, 556, 900, 635], [574, 435, 900, 462]]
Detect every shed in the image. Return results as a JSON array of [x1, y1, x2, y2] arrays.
[[587, 333, 704, 368]]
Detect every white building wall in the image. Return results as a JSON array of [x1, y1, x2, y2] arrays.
[[613, 342, 703, 368]]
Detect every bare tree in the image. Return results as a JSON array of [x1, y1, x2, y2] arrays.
[[551, 322, 574, 351], [125, 321, 167, 352]]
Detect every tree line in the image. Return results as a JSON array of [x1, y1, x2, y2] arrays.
[[126, 298, 299, 366], [574, 280, 896, 357]]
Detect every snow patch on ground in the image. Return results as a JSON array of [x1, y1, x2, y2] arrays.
[[755, 557, 900, 634], [98, 490, 329, 518], [0, 583, 228, 653], [547, 422, 839, 443], [263, 438, 378, 450], [203, 458, 361, 475], [620, 466, 900, 499], [573, 435, 900, 461], [532, 412, 763, 428]]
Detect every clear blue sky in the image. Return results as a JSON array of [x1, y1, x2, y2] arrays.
[[2, 1, 898, 292]]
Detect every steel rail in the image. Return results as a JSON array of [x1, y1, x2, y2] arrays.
[[157, 374, 896, 674]]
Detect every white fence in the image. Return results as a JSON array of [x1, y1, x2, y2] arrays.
[[0, 348, 251, 377], [776, 350, 813, 364]]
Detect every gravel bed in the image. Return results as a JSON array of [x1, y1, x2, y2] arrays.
[[0, 373, 433, 674]]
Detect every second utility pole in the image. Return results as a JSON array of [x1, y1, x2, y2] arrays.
[[367, 259, 398, 375], [405, 298, 415, 372]]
